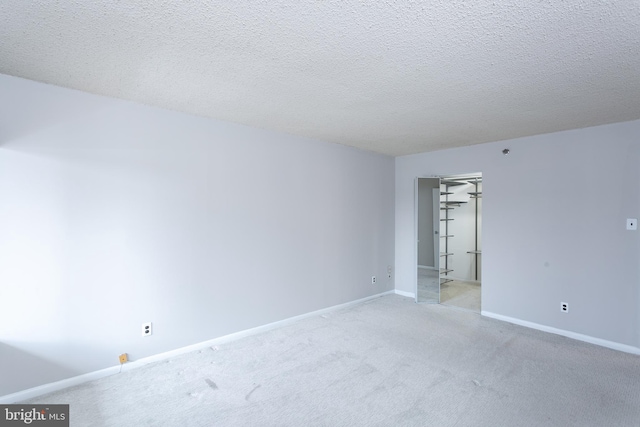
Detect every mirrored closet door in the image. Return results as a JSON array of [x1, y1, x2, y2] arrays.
[[415, 177, 441, 303]]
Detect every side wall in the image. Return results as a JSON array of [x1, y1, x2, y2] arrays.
[[0, 75, 395, 396], [396, 121, 640, 349]]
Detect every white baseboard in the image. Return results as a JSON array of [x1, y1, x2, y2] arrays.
[[481, 311, 640, 356], [394, 289, 415, 299], [0, 290, 395, 404], [0, 366, 121, 404]]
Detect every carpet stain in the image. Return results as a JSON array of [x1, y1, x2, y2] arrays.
[[205, 378, 218, 390], [428, 369, 454, 389], [245, 384, 261, 401]]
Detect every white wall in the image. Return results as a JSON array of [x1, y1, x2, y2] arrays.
[[0, 75, 395, 396], [396, 120, 640, 349]]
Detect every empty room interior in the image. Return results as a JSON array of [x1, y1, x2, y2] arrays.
[[1, 1, 640, 426]]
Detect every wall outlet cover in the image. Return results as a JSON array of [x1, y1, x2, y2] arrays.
[[119, 353, 128, 364], [142, 322, 152, 337], [627, 218, 637, 230]]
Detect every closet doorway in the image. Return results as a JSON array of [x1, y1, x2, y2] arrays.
[[416, 174, 482, 312]]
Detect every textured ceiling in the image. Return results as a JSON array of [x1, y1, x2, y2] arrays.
[[1, 1, 639, 156]]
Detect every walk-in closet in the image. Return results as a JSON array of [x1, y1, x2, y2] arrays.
[[439, 175, 482, 311], [416, 174, 482, 312]]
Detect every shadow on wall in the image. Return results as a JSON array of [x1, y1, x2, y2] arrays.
[[0, 74, 112, 147], [0, 342, 80, 398]]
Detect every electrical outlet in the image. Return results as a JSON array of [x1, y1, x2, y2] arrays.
[[561, 302, 569, 313], [119, 353, 128, 364], [142, 322, 152, 337], [371, 276, 376, 284], [627, 218, 637, 230]]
